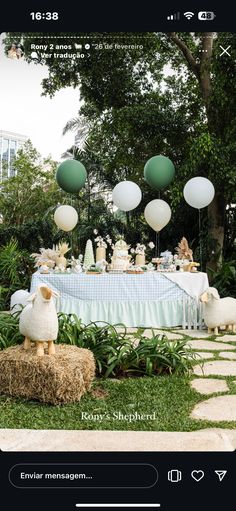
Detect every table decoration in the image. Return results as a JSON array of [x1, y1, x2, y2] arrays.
[[83, 239, 95, 269], [110, 239, 131, 271]]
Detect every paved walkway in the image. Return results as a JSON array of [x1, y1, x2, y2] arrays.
[[1, 428, 236, 452]]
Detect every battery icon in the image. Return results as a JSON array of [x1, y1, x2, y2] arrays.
[[198, 11, 216, 20]]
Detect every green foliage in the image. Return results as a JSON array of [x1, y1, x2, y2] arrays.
[[0, 312, 23, 349], [208, 260, 236, 298], [0, 140, 62, 226], [0, 311, 196, 377], [0, 219, 59, 254], [0, 287, 9, 310], [3, 32, 236, 263], [57, 314, 196, 377], [0, 239, 33, 309]]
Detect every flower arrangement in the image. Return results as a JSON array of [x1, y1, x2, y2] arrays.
[[131, 242, 155, 255], [31, 242, 71, 271], [31, 248, 57, 268], [131, 243, 146, 255], [94, 230, 112, 248]]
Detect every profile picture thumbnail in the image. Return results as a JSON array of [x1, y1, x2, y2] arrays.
[[7, 42, 24, 60]]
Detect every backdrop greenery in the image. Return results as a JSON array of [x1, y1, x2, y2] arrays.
[[4, 32, 235, 267]]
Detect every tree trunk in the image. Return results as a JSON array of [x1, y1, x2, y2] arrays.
[[207, 192, 225, 270], [167, 32, 225, 267]]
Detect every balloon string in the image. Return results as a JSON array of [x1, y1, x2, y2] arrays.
[[155, 191, 161, 257], [198, 209, 202, 271], [155, 231, 160, 257], [70, 194, 74, 257]]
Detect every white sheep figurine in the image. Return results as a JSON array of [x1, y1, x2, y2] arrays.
[[19, 284, 59, 357], [200, 287, 236, 335], [10, 289, 30, 315]]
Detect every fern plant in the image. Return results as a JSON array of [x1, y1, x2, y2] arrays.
[[0, 238, 33, 309]]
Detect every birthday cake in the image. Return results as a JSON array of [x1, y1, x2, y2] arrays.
[[110, 240, 131, 271]]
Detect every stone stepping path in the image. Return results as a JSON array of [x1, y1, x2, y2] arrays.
[[191, 378, 229, 395], [187, 340, 233, 350], [190, 327, 236, 422], [219, 335, 236, 343], [143, 329, 183, 340], [195, 352, 214, 360], [194, 360, 236, 376], [219, 352, 236, 360], [175, 329, 212, 338], [191, 396, 236, 422], [113, 327, 236, 425]]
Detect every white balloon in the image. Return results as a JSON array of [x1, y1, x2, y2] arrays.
[[54, 205, 78, 232], [184, 177, 215, 209], [144, 199, 171, 232], [112, 181, 142, 212]]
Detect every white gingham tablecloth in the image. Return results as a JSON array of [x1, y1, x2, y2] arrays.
[[30, 272, 209, 327], [30, 271, 208, 301]]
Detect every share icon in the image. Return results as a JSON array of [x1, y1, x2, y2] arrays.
[[215, 470, 227, 482]]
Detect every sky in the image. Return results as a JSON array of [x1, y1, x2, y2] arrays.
[[0, 34, 80, 161]]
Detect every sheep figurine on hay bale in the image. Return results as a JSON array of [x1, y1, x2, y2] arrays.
[[200, 287, 236, 335], [19, 284, 59, 357]]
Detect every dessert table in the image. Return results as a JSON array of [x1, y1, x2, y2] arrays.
[[30, 271, 209, 328]]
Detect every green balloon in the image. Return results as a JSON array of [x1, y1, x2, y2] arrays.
[[144, 155, 175, 190], [56, 159, 87, 193]]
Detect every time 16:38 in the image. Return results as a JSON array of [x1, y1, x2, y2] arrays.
[[30, 12, 59, 21]]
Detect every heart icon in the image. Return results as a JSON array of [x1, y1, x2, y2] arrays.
[[191, 470, 205, 482]]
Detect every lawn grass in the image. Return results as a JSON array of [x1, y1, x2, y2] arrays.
[[0, 374, 236, 431], [0, 325, 236, 432]]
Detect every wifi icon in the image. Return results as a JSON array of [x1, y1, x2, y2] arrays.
[[184, 11, 195, 19]]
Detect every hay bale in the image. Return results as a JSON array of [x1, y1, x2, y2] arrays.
[[0, 344, 95, 405]]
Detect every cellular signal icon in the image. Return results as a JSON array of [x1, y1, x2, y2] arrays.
[[167, 12, 180, 20]]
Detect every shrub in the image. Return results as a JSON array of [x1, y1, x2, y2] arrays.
[[0, 239, 34, 309], [0, 312, 23, 350], [208, 259, 236, 297], [0, 311, 197, 378], [57, 313, 196, 377]]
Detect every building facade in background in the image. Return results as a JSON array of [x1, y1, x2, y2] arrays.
[[0, 130, 28, 180]]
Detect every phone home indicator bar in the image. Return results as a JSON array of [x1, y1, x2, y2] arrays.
[[75, 505, 161, 508]]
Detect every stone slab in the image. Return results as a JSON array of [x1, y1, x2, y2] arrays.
[[219, 335, 236, 343], [188, 340, 233, 351], [143, 329, 183, 340], [1, 428, 236, 452], [194, 361, 236, 377], [116, 327, 138, 334], [190, 378, 229, 395], [219, 352, 236, 360], [195, 352, 215, 360], [191, 395, 236, 422], [176, 329, 212, 338]]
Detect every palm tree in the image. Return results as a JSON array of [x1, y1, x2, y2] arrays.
[[62, 114, 91, 150]]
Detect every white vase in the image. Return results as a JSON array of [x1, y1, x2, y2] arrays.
[[135, 254, 145, 266], [96, 246, 106, 262], [55, 255, 67, 268]]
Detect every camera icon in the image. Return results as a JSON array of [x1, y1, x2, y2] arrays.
[[168, 469, 182, 482]]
